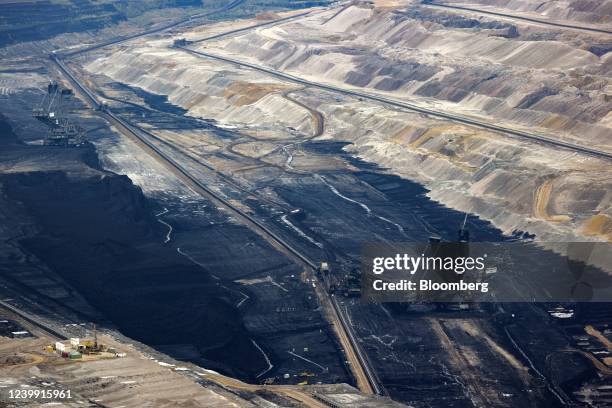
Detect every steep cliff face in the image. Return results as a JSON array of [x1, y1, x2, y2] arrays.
[[3, 171, 156, 242], [82, 2, 611, 252], [0, 161, 268, 379]]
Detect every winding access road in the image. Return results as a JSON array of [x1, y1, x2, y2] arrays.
[[50, 53, 382, 396], [176, 46, 612, 162], [283, 90, 325, 138], [48, 3, 611, 401]]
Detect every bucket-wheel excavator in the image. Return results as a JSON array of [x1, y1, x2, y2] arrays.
[[33, 82, 85, 146]]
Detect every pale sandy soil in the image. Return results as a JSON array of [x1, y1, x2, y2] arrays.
[[80, 3, 611, 272]]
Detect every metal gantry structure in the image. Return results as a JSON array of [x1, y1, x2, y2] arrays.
[[32, 82, 85, 146]]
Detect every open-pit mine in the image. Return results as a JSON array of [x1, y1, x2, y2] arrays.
[[1, 0, 611, 407]]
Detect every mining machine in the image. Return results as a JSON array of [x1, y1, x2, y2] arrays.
[[33, 82, 85, 146]]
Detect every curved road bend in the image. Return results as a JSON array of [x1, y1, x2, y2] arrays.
[[283, 91, 325, 138], [51, 3, 609, 399], [177, 47, 612, 162], [50, 55, 381, 396]]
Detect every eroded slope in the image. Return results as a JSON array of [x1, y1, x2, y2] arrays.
[[81, 3, 611, 258]]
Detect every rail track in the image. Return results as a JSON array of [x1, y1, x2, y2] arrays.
[[189, 10, 315, 44], [176, 47, 612, 162], [51, 3, 612, 396], [60, 0, 245, 57], [0, 299, 68, 340], [50, 52, 383, 395], [423, 1, 612, 35], [46, 2, 612, 401]]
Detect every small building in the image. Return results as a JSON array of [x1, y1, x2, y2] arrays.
[[55, 342, 66, 353], [70, 338, 80, 349], [68, 351, 82, 360], [320, 262, 330, 273], [344, 287, 361, 297], [10, 331, 30, 338], [172, 38, 190, 47]]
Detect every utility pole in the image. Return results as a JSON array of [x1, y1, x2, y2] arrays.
[[93, 323, 98, 350]]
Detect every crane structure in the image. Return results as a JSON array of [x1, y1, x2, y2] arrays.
[[33, 82, 85, 146]]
